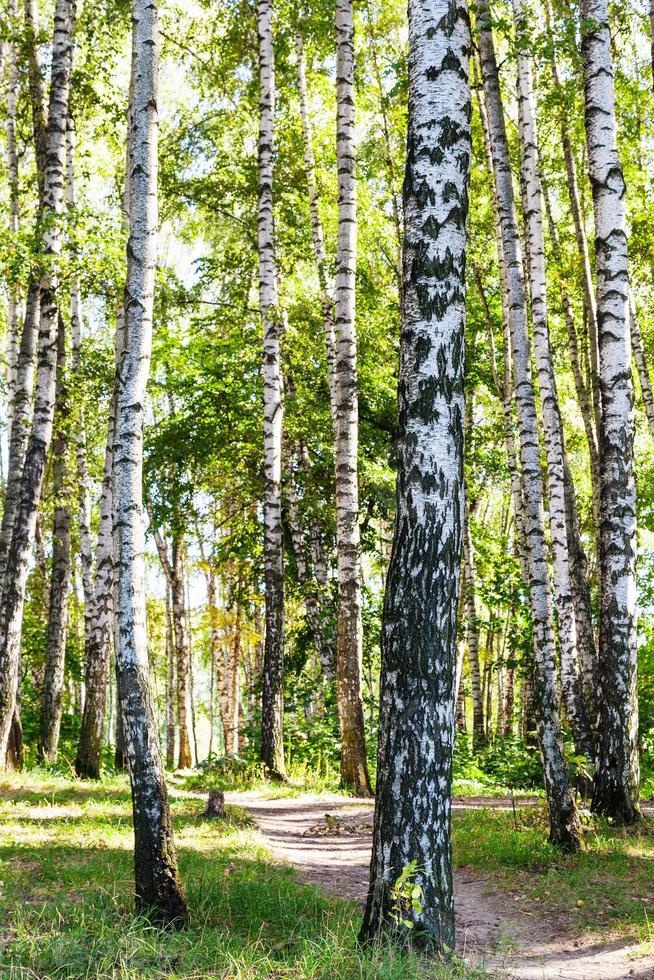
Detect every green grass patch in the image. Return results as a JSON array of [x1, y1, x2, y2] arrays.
[[453, 804, 654, 942], [0, 773, 480, 979]]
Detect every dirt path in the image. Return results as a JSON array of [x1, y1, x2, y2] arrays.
[[226, 791, 654, 980]]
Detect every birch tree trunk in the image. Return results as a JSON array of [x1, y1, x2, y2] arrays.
[[0, 0, 76, 766], [153, 530, 193, 769], [66, 118, 94, 630], [544, 0, 601, 441], [257, 0, 285, 778], [229, 591, 242, 755], [37, 314, 72, 763], [477, 0, 580, 849], [0, 0, 48, 596], [629, 299, 654, 439], [165, 583, 175, 768], [74, 361, 117, 777], [294, 28, 338, 420], [287, 444, 336, 678], [112, 0, 188, 923], [463, 500, 484, 750], [580, 0, 640, 822], [4, 0, 21, 442], [24, 0, 47, 201], [173, 542, 193, 768], [334, 0, 371, 797], [360, 0, 470, 948], [540, 173, 601, 538], [513, 0, 593, 760], [75, 194, 128, 778], [1, 26, 22, 757]]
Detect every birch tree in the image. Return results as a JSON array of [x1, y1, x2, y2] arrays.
[[360, 0, 471, 949], [37, 315, 71, 763], [334, 0, 371, 796], [476, 0, 580, 849], [153, 529, 194, 768], [580, 0, 640, 822], [75, 152, 130, 780], [0, 0, 76, 766], [513, 0, 593, 760], [112, 0, 188, 923], [257, 0, 285, 778], [463, 499, 485, 750]]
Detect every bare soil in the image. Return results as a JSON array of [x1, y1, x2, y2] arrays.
[[226, 790, 654, 980]]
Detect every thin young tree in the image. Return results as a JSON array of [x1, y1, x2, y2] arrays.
[[476, 0, 581, 848], [153, 530, 193, 768], [37, 314, 71, 763], [257, 0, 285, 778], [580, 0, 640, 822], [112, 0, 188, 923], [0, 0, 76, 765], [334, 0, 371, 796], [75, 148, 130, 780], [463, 499, 484, 750], [360, 0, 471, 949], [512, 0, 593, 760]]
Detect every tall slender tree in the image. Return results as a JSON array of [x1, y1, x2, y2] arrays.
[[112, 0, 188, 923], [334, 0, 371, 796], [513, 0, 593, 760], [476, 0, 580, 849], [0, 0, 77, 766], [360, 0, 471, 949], [37, 314, 71, 763], [257, 0, 285, 778], [580, 0, 640, 822]]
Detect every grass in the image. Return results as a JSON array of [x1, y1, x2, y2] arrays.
[[2, 772, 652, 978], [453, 803, 654, 942], [0, 772, 480, 979]]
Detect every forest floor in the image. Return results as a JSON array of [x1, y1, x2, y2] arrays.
[[1, 772, 653, 979], [226, 789, 654, 980]]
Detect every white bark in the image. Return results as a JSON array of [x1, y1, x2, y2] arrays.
[[257, 0, 285, 777], [294, 29, 338, 423], [38, 314, 71, 763], [0, 0, 76, 765], [477, 0, 580, 848], [4, 0, 21, 439], [334, 0, 370, 796], [113, 0, 187, 922], [463, 499, 484, 749], [361, 0, 470, 946], [66, 118, 94, 626], [513, 0, 593, 760], [580, 0, 639, 821], [629, 298, 654, 440]]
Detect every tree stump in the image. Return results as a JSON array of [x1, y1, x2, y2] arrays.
[[203, 790, 226, 819]]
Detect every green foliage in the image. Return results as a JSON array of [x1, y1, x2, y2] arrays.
[[389, 861, 424, 931], [454, 735, 544, 791]]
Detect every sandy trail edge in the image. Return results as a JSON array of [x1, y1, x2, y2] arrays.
[[225, 791, 654, 980]]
